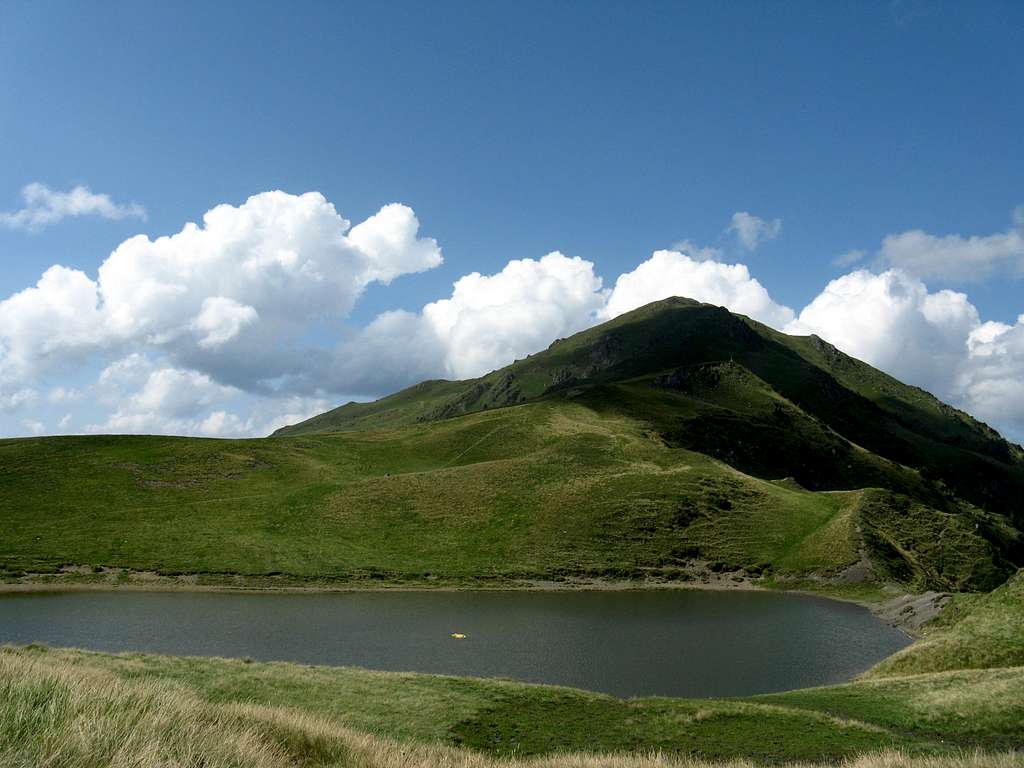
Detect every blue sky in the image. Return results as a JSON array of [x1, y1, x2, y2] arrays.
[[1, 1, 1023, 440]]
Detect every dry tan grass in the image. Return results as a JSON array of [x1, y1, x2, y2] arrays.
[[1, 652, 1020, 768]]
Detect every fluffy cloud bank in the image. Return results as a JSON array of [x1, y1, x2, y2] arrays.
[[788, 269, 1024, 440], [0, 183, 146, 231], [324, 252, 607, 393], [83, 354, 329, 437], [961, 319, 1024, 437], [1, 192, 1022, 442], [603, 250, 794, 329], [422, 252, 606, 379], [0, 191, 441, 390], [872, 207, 1024, 282], [331, 247, 797, 394], [788, 270, 979, 402]]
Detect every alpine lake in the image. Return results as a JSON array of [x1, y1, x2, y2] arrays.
[[0, 588, 909, 698]]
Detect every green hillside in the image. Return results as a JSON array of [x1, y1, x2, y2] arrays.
[[0, 399, 1016, 592], [2, 298, 1022, 591], [276, 298, 1024, 532], [866, 569, 1024, 677]]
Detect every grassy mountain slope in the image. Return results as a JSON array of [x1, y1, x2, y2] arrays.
[[0, 402, 868, 581], [275, 299, 1024, 535], [865, 570, 1024, 677], [1, 398, 1013, 591]]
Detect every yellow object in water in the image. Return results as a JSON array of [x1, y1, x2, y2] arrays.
[[450, 632, 467, 639]]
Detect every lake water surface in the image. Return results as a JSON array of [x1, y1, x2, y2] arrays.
[[0, 589, 909, 698]]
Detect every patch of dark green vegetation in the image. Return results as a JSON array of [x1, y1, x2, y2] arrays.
[[448, 690, 921, 761], [858, 490, 1018, 591]]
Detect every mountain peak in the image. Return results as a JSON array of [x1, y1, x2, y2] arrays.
[[274, 298, 1024, 539]]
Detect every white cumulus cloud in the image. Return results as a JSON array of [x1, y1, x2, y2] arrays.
[[0, 265, 104, 382], [789, 269, 1024, 441], [191, 297, 259, 349], [49, 351, 333, 439], [787, 270, 979, 402], [958, 317, 1024, 438], [422, 252, 607, 379], [0, 191, 442, 392], [334, 252, 607, 390], [602, 249, 795, 329], [872, 207, 1024, 282], [88, 355, 269, 437], [0, 183, 146, 231], [96, 191, 440, 346], [728, 211, 782, 251]]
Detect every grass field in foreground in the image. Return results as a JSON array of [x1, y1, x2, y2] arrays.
[[4, 644, 1022, 764], [4, 649, 1022, 768]]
